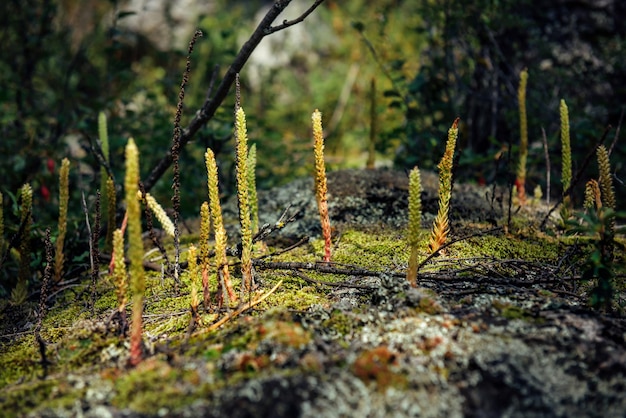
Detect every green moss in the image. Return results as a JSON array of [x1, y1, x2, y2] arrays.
[[0, 216, 604, 416], [111, 358, 199, 412], [455, 233, 559, 261], [257, 275, 328, 311], [1, 378, 64, 417], [0, 337, 40, 387], [311, 228, 415, 268], [492, 299, 543, 323], [322, 309, 357, 337]]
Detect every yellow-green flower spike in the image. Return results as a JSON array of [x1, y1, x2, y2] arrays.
[[125, 138, 145, 366], [98, 112, 113, 249], [12, 184, 33, 305], [406, 166, 422, 287], [516, 69, 529, 205], [235, 107, 253, 293], [98, 112, 110, 164], [112, 228, 127, 314], [560, 99, 572, 192], [559, 99, 572, 222], [105, 175, 116, 251], [596, 145, 616, 263], [187, 244, 199, 311], [312, 109, 332, 262], [428, 118, 459, 254], [199, 201, 211, 309], [138, 191, 175, 237], [583, 179, 601, 211], [199, 201, 210, 269], [597, 145, 616, 211], [205, 148, 237, 305], [247, 143, 259, 235], [367, 77, 377, 169], [19, 184, 33, 223], [54, 158, 70, 283]]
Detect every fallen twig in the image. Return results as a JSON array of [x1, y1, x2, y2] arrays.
[[202, 280, 283, 333]]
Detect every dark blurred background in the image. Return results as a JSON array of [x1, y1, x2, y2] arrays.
[[1, 0, 625, 228]]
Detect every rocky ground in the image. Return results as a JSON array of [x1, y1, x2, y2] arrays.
[[2, 168, 625, 418]]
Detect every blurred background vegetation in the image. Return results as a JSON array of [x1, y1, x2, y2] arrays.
[[1, 0, 625, 294]]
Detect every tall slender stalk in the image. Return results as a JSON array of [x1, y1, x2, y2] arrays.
[[428, 118, 459, 254], [11, 184, 33, 305], [54, 158, 70, 283], [235, 107, 253, 294], [560, 99, 572, 221], [516, 69, 529, 205], [125, 139, 145, 367], [406, 166, 422, 287], [205, 149, 237, 306], [98, 112, 115, 250], [247, 144, 259, 235], [199, 201, 212, 310], [312, 109, 332, 262]]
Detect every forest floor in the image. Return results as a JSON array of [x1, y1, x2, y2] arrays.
[[1, 168, 625, 418]]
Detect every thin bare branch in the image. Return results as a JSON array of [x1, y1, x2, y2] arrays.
[[143, 0, 325, 192], [201, 280, 283, 333], [418, 227, 503, 270], [265, 0, 326, 34]]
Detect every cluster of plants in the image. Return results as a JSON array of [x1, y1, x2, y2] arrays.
[[0, 1, 624, 387]]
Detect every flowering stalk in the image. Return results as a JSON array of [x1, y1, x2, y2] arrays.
[[312, 109, 332, 262], [428, 118, 459, 254], [597, 145, 616, 248], [596, 145, 615, 212], [367, 77, 377, 169], [516, 69, 529, 205], [560, 99, 572, 221], [105, 175, 116, 251], [187, 244, 200, 321], [54, 158, 70, 283], [205, 148, 237, 305], [112, 228, 127, 315], [247, 143, 259, 235], [12, 184, 33, 305], [199, 201, 211, 309], [125, 139, 145, 367], [98, 112, 115, 250], [235, 107, 253, 293], [406, 166, 422, 287], [137, 191, 175, 237], [560, 99, 572, 193], [583, 179, 601, 211]]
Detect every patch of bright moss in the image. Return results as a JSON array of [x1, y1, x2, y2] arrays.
[[311, 228, 417, 268], [259, 275, 328, 311], [455, 233, 560, 261], [322, 309, 356, 337], [111, 358, 199, 413], [1, 377, 65, 417], [0, 337, 40, 387], [492, 299, 542, 323]]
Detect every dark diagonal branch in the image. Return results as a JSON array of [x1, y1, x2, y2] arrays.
[[142, 0, 326, 192], [265, 0, 325, 34]]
